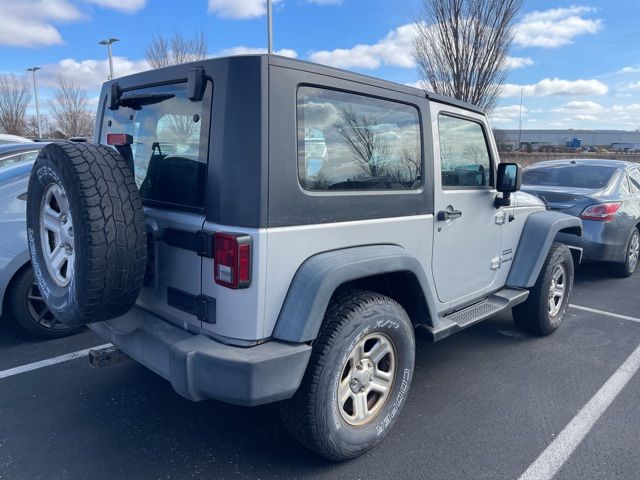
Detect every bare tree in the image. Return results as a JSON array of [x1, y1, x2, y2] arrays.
[[145, 32, 208, 69], [335, 105, 391, 177], [49, 77, 94, 137], [27, 114, 51, 139], [413, 0, 523, 111], [0, 74, 32, 135]]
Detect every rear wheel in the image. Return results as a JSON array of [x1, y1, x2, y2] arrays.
[[513, 243, 574, 336], [7, 267, 81, 339], [611, 228, 639, 278], [280, 290, 415, 461]]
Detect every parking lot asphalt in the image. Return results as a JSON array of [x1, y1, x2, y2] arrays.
[[1, 263, 639, 480]]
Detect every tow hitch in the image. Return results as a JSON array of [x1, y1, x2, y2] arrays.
[[88, 345, 129, 369]]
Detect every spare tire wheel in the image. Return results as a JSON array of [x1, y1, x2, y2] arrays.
[[26, 142, 147, 326]]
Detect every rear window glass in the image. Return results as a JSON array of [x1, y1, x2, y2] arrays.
[[523, 165, 616, 189], [297, 87, 422, 191], [100, 82, 211, 210]]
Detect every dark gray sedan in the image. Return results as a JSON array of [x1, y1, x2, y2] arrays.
[[523, 159, 640, 277]]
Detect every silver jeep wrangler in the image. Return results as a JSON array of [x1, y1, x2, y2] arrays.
[[26, 55, 582, 461]]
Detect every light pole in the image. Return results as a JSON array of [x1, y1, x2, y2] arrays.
[[267, 0, 273, 54], [26, 67, 42, 139], [98, 37, 119, 80]]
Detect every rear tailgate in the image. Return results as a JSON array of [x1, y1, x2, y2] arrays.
[[99, 79, 213, 332]]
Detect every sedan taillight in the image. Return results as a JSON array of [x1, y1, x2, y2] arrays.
[[579, 202, 622, 222]]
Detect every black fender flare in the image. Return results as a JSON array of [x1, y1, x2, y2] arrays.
[[272, 245, 438, 343], [506, 211, 582, 288]]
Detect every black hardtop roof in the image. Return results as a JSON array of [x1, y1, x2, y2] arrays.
[[103, 54, 485, 115]]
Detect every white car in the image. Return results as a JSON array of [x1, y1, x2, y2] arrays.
[[0, 143, 81, 338], [0, 134, 32, 145]]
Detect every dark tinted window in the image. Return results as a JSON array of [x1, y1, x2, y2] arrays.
[[101, 82, 211, 210], [523, 165, 616, 189], [438, 114, 492, 188], [297, 87, 422, 191]]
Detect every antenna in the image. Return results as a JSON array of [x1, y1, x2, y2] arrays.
[[517, 87, 523, 162], [267, 0, 273, 54]]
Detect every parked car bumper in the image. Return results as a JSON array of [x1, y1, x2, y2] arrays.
[[556, 220, 628, 263], [89, 306, 312, 406]]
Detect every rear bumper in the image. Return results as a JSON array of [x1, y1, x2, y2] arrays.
[[556, 220, 628, 263], [89, 306, 312, 406]]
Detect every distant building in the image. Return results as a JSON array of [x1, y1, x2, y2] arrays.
[[493, 129, 640, 151]]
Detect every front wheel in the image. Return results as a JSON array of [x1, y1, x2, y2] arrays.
[[513, 243, 574, 336], [280, 290, 415, 461]]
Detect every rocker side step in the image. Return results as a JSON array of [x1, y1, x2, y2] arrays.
[[421, 288, 529, 342]]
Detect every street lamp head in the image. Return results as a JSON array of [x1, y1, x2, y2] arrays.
[[99, 38, 119, 45], [27, 67, 41, 72]]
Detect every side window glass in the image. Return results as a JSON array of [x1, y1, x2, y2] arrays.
[[0, 153, 21, 170], [297, 87, 422, 191], [438, 114, 492, 188], [629, 169, 640, 193], [621, 175, 631, 194], [20, 151, 39, 163]]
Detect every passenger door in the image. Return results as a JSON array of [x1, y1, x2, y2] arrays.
[[430, 104, 503, 306]]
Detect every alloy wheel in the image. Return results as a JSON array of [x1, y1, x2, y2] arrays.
[[337, 333, 396, 426]]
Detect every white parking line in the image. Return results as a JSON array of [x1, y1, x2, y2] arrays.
[[518, 342, 640, 480], [0, 343, 111, 380], [570, 304, 640, 324]]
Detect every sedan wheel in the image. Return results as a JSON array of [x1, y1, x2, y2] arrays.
[[611, 228, 640, 278], [6, 268, 81, 339], [627, 230, 639, 273]]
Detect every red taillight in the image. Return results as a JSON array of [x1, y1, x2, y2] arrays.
[[106, 133, 133, 146], [214, 233, 252, 289], [579, 202, 622, 222]]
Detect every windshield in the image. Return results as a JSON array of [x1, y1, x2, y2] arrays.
[[100, 82, 211, 210], [523, 165, 616, 189]]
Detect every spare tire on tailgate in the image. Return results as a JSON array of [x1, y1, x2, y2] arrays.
[[26, 142, 147, 326]]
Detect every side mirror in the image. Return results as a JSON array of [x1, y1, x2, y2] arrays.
[[495, 162, 522, 207]]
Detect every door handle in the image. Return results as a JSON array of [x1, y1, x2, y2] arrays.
[[437, 209, 463, 221]]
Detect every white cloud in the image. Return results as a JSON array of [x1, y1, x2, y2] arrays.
[[0, 0, 83, 47], [208, 0, 282, 19], [623, 81, 640, 91], [82, 0, 146, 13], [41, 57, 150, 91], [489, 104, 527, 123], [515, 6, 602, 48], [612, 103, 640, 113], [553, 100, 605, 114], [573, 114, 597, 121], [0, 0, 147, 47], [215, 46, 297, 58], [617, 66, 640, 74], [506, 56, 534, 69], [500, 78, 609, 97], [404, 80, 428, 89], [309, 23, 417, 69]]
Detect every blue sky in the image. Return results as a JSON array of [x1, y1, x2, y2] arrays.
[[1, 0, 639, 130]]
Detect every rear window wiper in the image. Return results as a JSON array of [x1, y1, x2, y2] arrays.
[[117, 93, 175, 110]]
